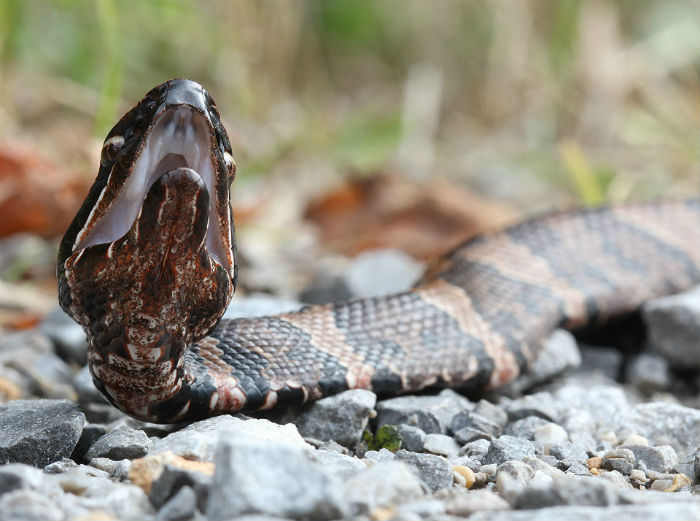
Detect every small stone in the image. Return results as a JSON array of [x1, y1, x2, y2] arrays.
[[533, 423, 568, 452], [206, 440, 346, 520], [150, 462, 213, 510], [43, 458, 77, 474], [599, 469, 633, 489], [603, 448, 635, 464], [309, 449, 365, 478], [643, 286, 700, 370], [472, 399, 508, 428], [422, 433, 459, 458], [156, 485, 197, 521], [650, 478, 674, 491], [602, 457, 633, 475], [129, 452, 214, 496], [453, 465, 475, 488], [291, 389, 376, 449], [522, 456, 564, 478], [504, 416, 551, 440], [480, 464, 497, 478], [620, 444, 678, 473], [86, 426, 152, 460], [622, 433, 648, 446], [70, 424, 108, 463], [483, 436, 537, 466], [343, 461, 425, 515], [461, 439, 491, 461], [504, 392, 558, 422], [625, 354, 671, 393], [395, 424, 425, 452], [553, 383, 629, 425], [473, 471, 488, 488], [587, 457, 602, 470], [0, 399, 84, 467], [375, 391, 467, 434], [0, 489, 65, 521], [396, 450, 453, 492], [496, 461, 534, 502], [566, 462, 591, 476], [629, 469, 647, 482], [363, 448, 396, 464], [451, 411, 501, 442], [548, 442, 588, 466], [665, 473, 693, 492], [445, 489, 509, 516]]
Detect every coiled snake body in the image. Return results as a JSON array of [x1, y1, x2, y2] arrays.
[[57, 79, 700, 423]]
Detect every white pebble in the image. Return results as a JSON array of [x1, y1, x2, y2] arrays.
[[534, 423, 568, 452]]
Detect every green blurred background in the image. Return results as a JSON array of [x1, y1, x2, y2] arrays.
[[0, 0, 698, 208]]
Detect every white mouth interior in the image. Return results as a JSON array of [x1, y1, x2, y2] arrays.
[[77, 107, 228, 267]]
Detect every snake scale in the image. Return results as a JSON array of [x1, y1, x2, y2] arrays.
[[57, 79, 700, 423]]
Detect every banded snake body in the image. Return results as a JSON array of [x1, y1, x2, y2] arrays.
[[57, 79, 700, 423]]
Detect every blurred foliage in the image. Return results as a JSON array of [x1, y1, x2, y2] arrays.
[[0, 0, 698, 208]]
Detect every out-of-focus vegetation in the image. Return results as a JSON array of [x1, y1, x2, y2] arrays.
[[0, 0, 698, 209]]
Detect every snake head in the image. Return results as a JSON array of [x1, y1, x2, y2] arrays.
[[58, 79, 236, 359]]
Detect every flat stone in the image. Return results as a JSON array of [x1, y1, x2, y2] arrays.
[[343, 461, 425, 515], [86, 426, 152, 460], [602, 457, 633, 475], [291, 389, 376, 448], [151, 416, 308, 461], [472, 399, 508, 429], [620, 444, 678, 473], [501, 330, 581, 394], [483, 436, 537, 466], [206, 440, 345, 520], [395, 424, 426, 452], [0, 399, 84, 467], [451, 411, 502, 440], [71, 424, 108, 463], [602, 448, 635, 464], [423, 433, 460, 458], [624, 353, 671, 393], [643, 286, 700, 370], [613, 402, 700, 460], [395, 450, 453, 492], [375, 390, 468, 434]]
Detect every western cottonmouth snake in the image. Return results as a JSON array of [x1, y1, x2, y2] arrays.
[[57, 79, 700, 423]]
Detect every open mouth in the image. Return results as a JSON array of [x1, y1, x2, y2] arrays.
[[76, 106, 228, 268]]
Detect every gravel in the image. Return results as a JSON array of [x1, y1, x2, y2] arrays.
[[2, 289, 700, 520]]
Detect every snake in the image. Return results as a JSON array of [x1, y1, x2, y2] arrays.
[[57, 78, 700, 424]]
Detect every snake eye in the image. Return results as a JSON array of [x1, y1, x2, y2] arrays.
[[101, 135, 125, 167], [223, 151, 235, 171]]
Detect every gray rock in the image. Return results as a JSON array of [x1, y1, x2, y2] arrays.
[[496, 460, 535, 502], [504, 416, 551, 441], [206, 440, 345, 520], [363, 448, 396, 464], [473, 399, 508, 429], [504, 392, 558, 422], [643, 286, 700, 370], [502, 330, 581, 394], [452, 411, 501, 442], [483, 436, 537, 466], [603, 457, 633, 475], [578, 345, 623, 380], [375, 390, 468, 434], [613, 402, 700, 459], [42, 458, 77, 474], [423, 433, 460, 458], [461, 438, 491, 461], [0, 399, 84, 467], [533, 423, 568, 452], [344, 249, 424, 298], [291, 389, 376, 448], [72, 365, 106, 406], [156, 485, 198, 521], [150, 462, 212, 510], [553, 382, 629, 426], [343, 461, 425, 515], [396, 424, 426, 452], [86, 426, 152, 460], [395, 450, 453, 492], [469, 503, 700, 521], [624, 353, 671, 393], [70, 424, 108, 463], [450, 455, 480, 471], [309, 449, 365, 479], [39, 306, 88, 364], [602, 448, 635, 464], [151, 416, 308, 461], [0, 489, 65, 521], [549, 442, 588, 467], [620, 444, 678, 473], [514, 475, 619, 509]]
